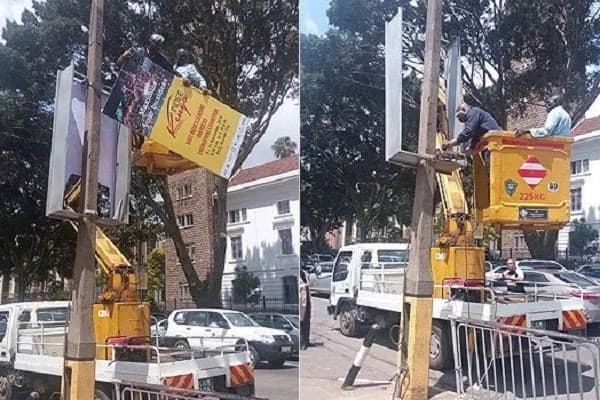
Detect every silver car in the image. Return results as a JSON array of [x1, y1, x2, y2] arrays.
[[517, 270, 600, 324], [308, 261, 333, 295]]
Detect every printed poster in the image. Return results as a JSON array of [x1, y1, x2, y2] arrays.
[[103, 57, 250, 179]]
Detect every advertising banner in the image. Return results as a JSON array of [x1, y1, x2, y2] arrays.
[[104, 57, 250, 179], [47, 64, 131, 224]]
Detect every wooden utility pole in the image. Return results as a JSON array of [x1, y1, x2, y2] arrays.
[[62, 1, 104, 398], [396, 0, 442, 398]]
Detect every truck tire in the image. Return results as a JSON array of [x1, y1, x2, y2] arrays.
[[94, 388, 112, 400], [430, 321, 452, 371], [174, 339, 190, 350], [0, 376, 10, 400], [268, 358, 286, 368], [338, 303, 360, 337]]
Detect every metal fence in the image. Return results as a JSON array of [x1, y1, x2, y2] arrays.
[[118, 382, 266, 400], [451, 318, 600, 399], [225, 297, 298, 315]]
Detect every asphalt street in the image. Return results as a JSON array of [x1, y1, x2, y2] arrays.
[[299, 295, 457, 399], [256, 359, 299, 400], [300, 295, 600, 400]]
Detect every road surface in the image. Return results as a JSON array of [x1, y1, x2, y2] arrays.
[[256, 359, 299, 400], [300, 296, 456, 399], [300, 295, 600, 400]]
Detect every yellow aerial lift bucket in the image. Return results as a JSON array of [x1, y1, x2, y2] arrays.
[[473, 131, 572, 229]]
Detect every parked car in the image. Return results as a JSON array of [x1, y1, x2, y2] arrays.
[[577, 264, 600, 284], [164, 309, 294, 368], [150, 319, 168, 337], [248, 312, 299, 354], [308, 261, 334, 295], [309, 253, 334, 264], [508, 270, 600, 328], [515, 259, 566, 271]]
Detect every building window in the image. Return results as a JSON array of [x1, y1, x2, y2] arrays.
[[176, 183, 192, 200], [177, 213, 194, 228], [571, 187, 582, 212], [185, 244, 196, 263], [282, 276, 298, 304], [179, 283, 190, 298], [230, 236, 243, 260], [571, 159, 589, 175], [228, 208, 247, 223], [279, 229, 294, 255], [277, 200, 290, 215], [515, 233, 525, 249]]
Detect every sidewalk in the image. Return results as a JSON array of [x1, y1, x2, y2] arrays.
[[298, 376, 458, 399]]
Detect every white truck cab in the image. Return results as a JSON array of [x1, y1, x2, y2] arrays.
[[328, 243, 408, 334]]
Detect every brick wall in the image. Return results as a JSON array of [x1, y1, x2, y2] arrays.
[[164, 168, 216, 311], [500, 102, 548, 259]]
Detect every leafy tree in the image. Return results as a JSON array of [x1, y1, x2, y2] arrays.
[[145, 247, 165, 302], [569, 219, 599, 257], [326, 0, 600, 257], [132, 1, 299, 307], [272, 136, 298, 158], [300, 19, 420, 245], [1, 0, 298, 307], [231, 266, 261, 305]]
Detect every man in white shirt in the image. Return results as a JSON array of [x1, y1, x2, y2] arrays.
[[502, 259, 524, 282]]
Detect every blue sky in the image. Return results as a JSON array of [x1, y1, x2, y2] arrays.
[[300, 0, 329, 36]]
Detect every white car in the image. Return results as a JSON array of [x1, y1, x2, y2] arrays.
[[164, 308, 294, 368], [150, 319, 167, 337], [308, 261, 333, 294]]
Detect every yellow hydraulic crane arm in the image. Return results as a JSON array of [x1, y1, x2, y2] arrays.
[[434, 88, 475, 247], [65, 178, 139, 303]]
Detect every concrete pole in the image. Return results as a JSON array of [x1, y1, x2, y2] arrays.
[[396, 0, 442, 399], [62, 0, 103, 398]]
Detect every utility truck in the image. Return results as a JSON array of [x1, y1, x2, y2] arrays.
[[0, 301, 255, 399], [329, 125, 586, 370]]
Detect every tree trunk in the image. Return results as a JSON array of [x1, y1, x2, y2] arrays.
[[344, 217, 354, 245], [152, 177, 205, 306], [196, 176, 228, 307], [523, 230, 558, 259]]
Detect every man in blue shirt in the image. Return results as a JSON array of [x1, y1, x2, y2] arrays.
[[441, 103, 501, 151], [515, 94, 571, 137]]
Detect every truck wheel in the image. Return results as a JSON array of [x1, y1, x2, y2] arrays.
[[174, 339, 190, 350], [430, 321, 452, 371], [338, 303, 359, 337], [268, 358, 286, 368], [94, 388, 112, 400], [0, 376, 11, 400]]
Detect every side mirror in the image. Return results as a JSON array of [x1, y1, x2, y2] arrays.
[[282, 323, 292, 330], [316, 265, 322, 275]]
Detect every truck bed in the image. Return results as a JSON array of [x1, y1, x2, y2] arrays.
[[356, 268, 585, 325], [13, 327, 250, 387]]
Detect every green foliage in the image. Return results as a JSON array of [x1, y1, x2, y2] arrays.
[[569, 219, 599, 256], [0, 0, 298, 306], [301, 7, 419, 246], [231, 266, 261, 305], [272, 136, 298, 158], [146, 247, 166, 296]]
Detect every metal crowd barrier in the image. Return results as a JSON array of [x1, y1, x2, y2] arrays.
[[118, 382, 267, 400], [451, 318, 600, 399]]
